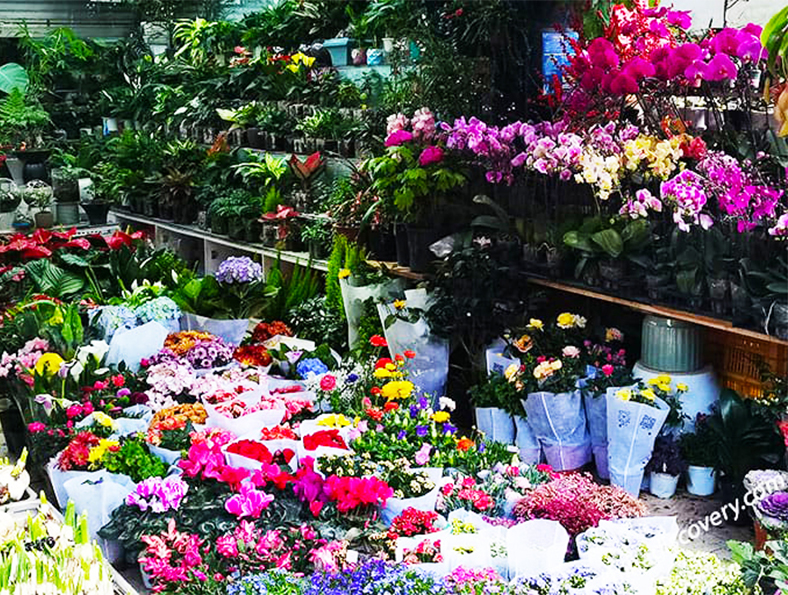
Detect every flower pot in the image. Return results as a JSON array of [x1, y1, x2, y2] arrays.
[[545, 249, 563, 278], [55, 202, 80, 225], [583, 391, 609, 479], [523, 390, 591, 471], [369, 229, 397, 262], [513, 415, 541, 464], [686, 465, 716, 496], [260, 223, 278, 247], [0, 399, 25, 457], [245, 127, 263, 149], [102, 117, 119, 136], [770, 302, 788, 340], [324, 37, 355, 67], [380, 486, 439, 526], [598, 258, 626, 290], [395, 223, 410, 267], [382, 37, 395, 53], [51, 169, 80, 202], [474, 407, 515, 444], [406, 225, 441, 273], [34, 210, 54, 228], [367, 48, 385, 66], [4, 157, 24, 185], [352, 48, 367, 65], [649, 472, 679, 499], [707, 277, 730, 315], [81, 202, 110, 225], [227, 218, 246, 240], [308, 239, 329, 261], [646, 273, 670, 301], [334, 225, 360, 243]]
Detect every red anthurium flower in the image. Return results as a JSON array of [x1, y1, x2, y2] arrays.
[[302, 430, 347, 451]]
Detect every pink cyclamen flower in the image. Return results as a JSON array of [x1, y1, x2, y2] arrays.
[[418, 145, 444, 167], [385, 130, 413, 147], [225, 483, 274, 519]]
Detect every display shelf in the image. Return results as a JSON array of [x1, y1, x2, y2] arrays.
[[0, 222, 118, 237], [110, 210, 328, 275], [525, 276, 788, 346]]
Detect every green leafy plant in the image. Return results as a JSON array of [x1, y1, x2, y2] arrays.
[[563, 216, 652, 279], [469, 373, 523, 417], [0, 63, 28, 95], [0, 89, 50, 147], [706, 388, 783, 483], [263, 257, 321, 321]]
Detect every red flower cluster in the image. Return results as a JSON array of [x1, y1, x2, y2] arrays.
[[260, 426, 298, 440], [302, 430, 347, 452], [323, 475, 393, 513], [56, 431, 101, 471], [387, 507, 440, 541], [440, 477, 494, 511], [233, 344, 273, 367], [227, 439, 295, 465], [251, 321, 293, 343], [0, 228, 92, 263]]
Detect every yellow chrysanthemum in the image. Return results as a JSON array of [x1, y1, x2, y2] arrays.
[[374, 368, 392, 379], [34, 353, 65, 377], [657, 384, 672, 393], [527, 318, 544, 330], [640, 388, 657, 401], [317, 414, 351, 428], [338, 269, 351, 279], [88, 439, 118, 465], [431, 411, 450, 423], [616, 388, 632, 402], [93, 412, 117, 429], [676, 383, 688, 392], [393, 300, 407, 310], [380, 380, 414, 401]]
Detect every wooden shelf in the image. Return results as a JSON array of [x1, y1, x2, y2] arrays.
[[367, 259, 426, 281], [526, 276, 788, 346], [110, 210, 328, 273]]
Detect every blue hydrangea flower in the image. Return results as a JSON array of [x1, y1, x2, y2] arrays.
[[135, 296, 181, 325], [296, 358, 329, 379]]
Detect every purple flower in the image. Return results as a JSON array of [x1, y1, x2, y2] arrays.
[[397, 430, 406, 440], [385, 130, 413, 147], [416, 425, 428, 437], [215, 256, 263, 284], [346, 373, 359, 383], [443, 423, 457, 435], [758, 491, 788, 522], [702, 54, 738, 81], [185, 338, 233, 369], [126, 476, 188, 513], [409, 405, 419, 418], [418, 145, 444, 167], [417, 396, 429, 409]]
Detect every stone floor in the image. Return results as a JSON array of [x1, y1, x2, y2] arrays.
[[642, 490, 754, 559]]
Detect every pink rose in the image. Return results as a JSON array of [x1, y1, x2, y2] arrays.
[[320, 375, 336, 391], [601, 364, 615, 377], [27, 422, 46, 433]]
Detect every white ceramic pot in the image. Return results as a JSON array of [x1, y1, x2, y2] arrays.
[[649, 472, 679, 499], [686, 465, 716, 496]]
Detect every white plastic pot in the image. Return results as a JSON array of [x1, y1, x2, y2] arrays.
[[686, 465, 716, 496], [148, 444, 182, 466], [649, 472, 679, 499], [380, 486, 439, 526]]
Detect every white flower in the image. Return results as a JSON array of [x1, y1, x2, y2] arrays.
[[439, 396, 456, 411], [562, 345, 581, 358]]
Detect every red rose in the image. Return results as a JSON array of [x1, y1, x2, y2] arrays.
[[384, 401, 399, 412], [404, 350, 416, 359]]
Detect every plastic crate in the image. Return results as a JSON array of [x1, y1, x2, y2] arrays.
[[706, 329, 788, 398]]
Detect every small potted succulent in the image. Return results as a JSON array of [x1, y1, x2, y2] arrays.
[[646, 436, 686, 499]]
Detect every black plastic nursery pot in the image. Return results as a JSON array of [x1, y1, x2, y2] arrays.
[[369, 228, 397, 262], [395, 223, 410, 267], [720, 477, 752, 526], [406, 225, 443, 273], [82, 202, 110, 225], [0, 400, 26, 458]]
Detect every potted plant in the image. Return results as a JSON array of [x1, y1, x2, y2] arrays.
[[16, 180, 53, 228], [707, 389, 783, 523], [647, 436, 686, 499], [300, 217, 333, 260], [260, 205, 301, 250], [0, 178, 21, 230], [346, 5, 370, 65], [288, 152, 325, 214], [679, 414, 719, 497], [0, 89, 51, 181], [469, 373, 519, 445]]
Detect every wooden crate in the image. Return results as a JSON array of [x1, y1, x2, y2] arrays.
[[706, 329, 788, 397]]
